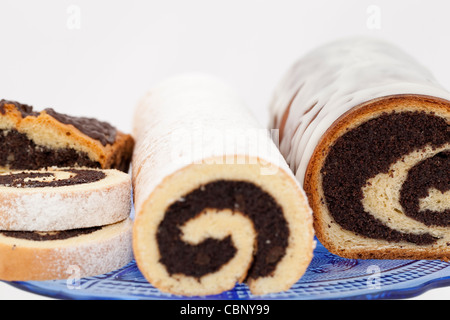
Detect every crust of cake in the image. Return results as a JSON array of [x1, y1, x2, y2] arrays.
[[133, 155, 314, 296], [0, 218, 133, 281], [0, 102, 134, 171], [303, 94, 450, 261], [0, 168, 132, 231]]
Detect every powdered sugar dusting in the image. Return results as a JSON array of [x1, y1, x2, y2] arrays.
[[3, 218, 134, 280], [0, 169, 131, 231], [132, 74, 302, 214]]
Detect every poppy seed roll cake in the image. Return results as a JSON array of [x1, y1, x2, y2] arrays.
[[270, 37, 450, 260], [131, 74, 314, 296], [0, 100, 134, 172], [0, 167, 132, 231], [0, 101, 135, 281], [0, 167, 134, 281], [0, 218, 133, 281]]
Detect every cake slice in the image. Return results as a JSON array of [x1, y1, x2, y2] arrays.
[[0, 167, 132, 231], [0, 100, 134, 172], [132, 74, 314, 296], [269, 37, 450, 260], [0, 218, 133, 281]]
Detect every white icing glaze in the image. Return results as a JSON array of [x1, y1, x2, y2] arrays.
[[132, 74, 302, 214], [269, 37, 450, 184]]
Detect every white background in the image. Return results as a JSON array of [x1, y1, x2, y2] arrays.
[[0, 0, 448, 300]]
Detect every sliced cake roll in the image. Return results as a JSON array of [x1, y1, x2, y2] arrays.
[[0, 167, 132, 231], [132, 74, 314, 296], [0, 167, 133, 280], [0, 218, 133, 281], [0, 100, 134, 172], [269, 37, 450, 260]]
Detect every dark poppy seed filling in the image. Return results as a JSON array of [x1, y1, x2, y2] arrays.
[[400, 151, 449, 227], [0, 169, 106, 188], [157, 180, 289, 279], [44, 108, 117, 146], [0, 169, 106, 240], [0, 100, 39, 118], [0, 129, 101, 170], [0, 99, 117, 146], [321, 111, 449, 245], [0, 226, 102, 241]]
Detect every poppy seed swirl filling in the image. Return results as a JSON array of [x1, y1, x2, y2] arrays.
[[0, 169, 106, 188], [156, 180, 289, 279], [0, 226, 103, 241], [321, 111, 449, 245], [0, 129, 101, 170]]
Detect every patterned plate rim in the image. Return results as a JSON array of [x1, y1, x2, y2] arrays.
[[6, 260, 450, 300]]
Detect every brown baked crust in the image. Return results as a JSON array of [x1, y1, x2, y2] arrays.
[[303, 94, 450, 261], [0, 101, 134, 172]]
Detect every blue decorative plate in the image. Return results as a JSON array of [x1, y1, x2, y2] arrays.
[[7, 239, 450, 300]]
